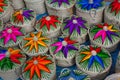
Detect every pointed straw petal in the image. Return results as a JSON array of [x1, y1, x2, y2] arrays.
[[30, 66, 35, 80], [35, 66, 41, 78], [38, 64, 51, 73]]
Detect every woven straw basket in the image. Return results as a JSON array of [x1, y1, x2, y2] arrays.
[[104, 7, 120, 29], [9, 0, 25, 10], [35, 16, 62, 39], [45, 0, 75, 18], [105, 73, 120, 80], [24, 0, 46, 14], [0, 56, 26, 80], [76, 46, 112, 80], [0, 24, 25, 48], [21, 55, 56, 80], [76, 5, 105, 26], [49, 47, 78, 67], [88, 27, 120, 52], [49, 38, 79, 67], [19, 31, 49, 57], [76, 59, 111, 80], [0, 4, 14, 23], [61, 16, 88, 44], [13, 18, 36, 34]]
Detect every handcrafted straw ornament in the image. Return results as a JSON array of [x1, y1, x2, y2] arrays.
[[13, 10, 34, 24], [89, 23, 120, 52], [23, 32, 49, 53], [63, 16, 87, 35], [22, 55, 54, 80], [76, 45, 112, 80], [0, 48, 24, 70], [51, 37, 78, 58], [0, 48, 25, 72], [92, 23, 119, 44], [35, 15, 61, 39], [0, 48, 26, 80], [61, 16, 88, 44], [80, 46, 108, 69], [39, 16, 60, 31], [0, 26, 23, 45]]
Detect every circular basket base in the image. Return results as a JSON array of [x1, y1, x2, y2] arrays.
[[55, 57, 75, 67], [76, 63, 110, 80]]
